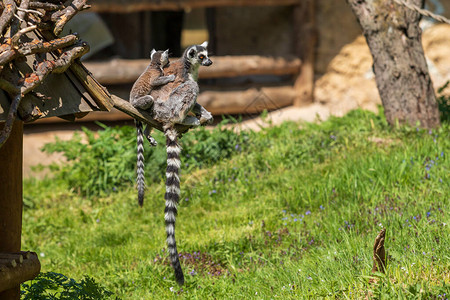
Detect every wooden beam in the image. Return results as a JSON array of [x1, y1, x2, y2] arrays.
[[0, 252, 41, 293], [84, 55, 302, 85], [68, 62, 114, 111], [0, 120, 23, 300], [293, 0, 316, 106], [198, 85, 297, 115], [91, 0, 302, 13], [201, 56, 301, 78]]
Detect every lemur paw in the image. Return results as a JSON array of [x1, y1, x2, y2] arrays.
[[168, 75, 176, 82]]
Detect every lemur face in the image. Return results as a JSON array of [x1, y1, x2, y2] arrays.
[[187, 41, 213, 67]]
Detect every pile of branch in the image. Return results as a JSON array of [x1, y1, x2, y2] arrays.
[[0, 0, 90, 147]]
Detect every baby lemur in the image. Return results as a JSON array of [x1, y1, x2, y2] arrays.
[[132, 42, 213, 286], [129, 49, 175, 206], [130, 49, 174, 110]]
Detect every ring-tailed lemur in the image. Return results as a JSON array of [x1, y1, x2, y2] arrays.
[[149, 42, 213, 285], [129, 49, 175, 206]]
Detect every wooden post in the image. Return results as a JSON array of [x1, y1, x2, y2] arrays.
[[0, 120, 23, 300], [293, 0, 316, 106]]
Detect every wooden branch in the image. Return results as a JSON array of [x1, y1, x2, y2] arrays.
[[20, 41, 89, 94], [9, 0, 30, 38], [11, 24, 37, 45], [29, 1, 64, 11], [17, 0, 31, 21], [19, 33, 78, 55], [91, 0, 302, 13], [17, 7, 44, 17], [51, 0, 89, 35], [84, 55, 301, 85], [0, 252, 41, 293], [0, 77, 19, 95], [0, 0, 16, 37], [0, 34, 79, 66]]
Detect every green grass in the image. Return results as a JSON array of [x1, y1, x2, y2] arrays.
[[22, 110, 449, 299]]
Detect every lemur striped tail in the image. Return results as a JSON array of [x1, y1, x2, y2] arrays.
[[164, 126, 184, 286], [135, 120, 145, 207]]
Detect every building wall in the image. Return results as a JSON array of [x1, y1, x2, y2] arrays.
[[213, 6, 294, 56]]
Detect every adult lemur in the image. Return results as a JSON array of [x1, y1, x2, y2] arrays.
[[131, 42, 213, 285], [129, 49, 175, 206]]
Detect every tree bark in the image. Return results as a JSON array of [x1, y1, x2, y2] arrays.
[[347, 0, 440, 128]]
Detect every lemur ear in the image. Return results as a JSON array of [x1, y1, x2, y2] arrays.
[[150, 49, 156, 59], [188, 47, 196, 58], [200, 41, 208, 48]]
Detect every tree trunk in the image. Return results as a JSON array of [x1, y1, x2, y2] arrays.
[[347, 0, 440, 128]]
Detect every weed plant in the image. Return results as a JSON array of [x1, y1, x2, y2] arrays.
[[21, 272, 115, 300], [22, 109, 449, 299]]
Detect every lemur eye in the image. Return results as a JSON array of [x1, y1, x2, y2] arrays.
[[199, 55, 205, 60]]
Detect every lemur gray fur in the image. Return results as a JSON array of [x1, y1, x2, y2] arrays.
[[140, 42, 213, 286], [129, 49, 175, 206]]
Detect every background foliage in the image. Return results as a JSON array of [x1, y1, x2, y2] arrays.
[[22, 109, 449, 299]]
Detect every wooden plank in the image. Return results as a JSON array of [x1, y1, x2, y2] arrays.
[[91, 0, 302, 13], [293, 0, 316, 106], [0, 120, 23, 300], [84, 55, 302, 85]]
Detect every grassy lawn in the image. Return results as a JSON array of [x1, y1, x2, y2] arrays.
[[22, 110, 449, 299]]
